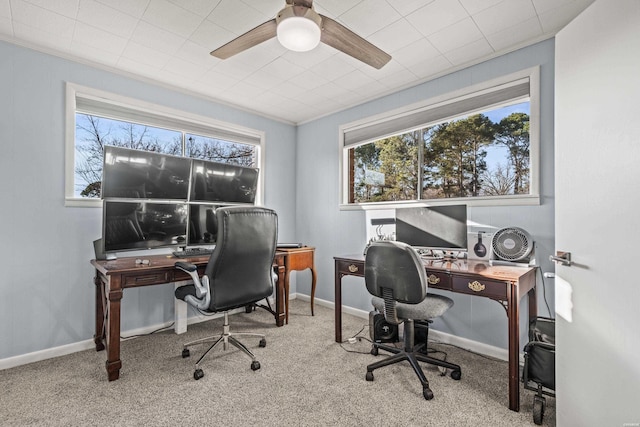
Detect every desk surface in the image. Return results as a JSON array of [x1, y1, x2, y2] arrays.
[[334, 253, 534, 282], [91, 250, 285, 275]]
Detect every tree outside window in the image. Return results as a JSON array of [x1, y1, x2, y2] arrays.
[[348, 103, 530, 203], [74, 114, 257, 198]]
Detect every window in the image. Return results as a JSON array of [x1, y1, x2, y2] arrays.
[[340, 68, 539, 208], [65, 83, 264, 206]]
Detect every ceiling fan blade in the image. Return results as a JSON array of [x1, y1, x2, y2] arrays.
[[210, 19, 277, 59], [320, 15, 391, 69]]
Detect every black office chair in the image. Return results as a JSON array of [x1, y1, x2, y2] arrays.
[[174, 206, 278, 380], [364, 241, 461, 400]]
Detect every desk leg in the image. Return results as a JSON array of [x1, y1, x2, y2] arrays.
[[105, 277, 123, 381], [507, 284, 520, 412], [94, 273, 105, 351], [284, 268, 291, 325], [174, 281, 189, 334], [528, 287, 538, 323], [310, 265, 317, 316], [334, 261, 343, 343], [275, 262, 286, 327]]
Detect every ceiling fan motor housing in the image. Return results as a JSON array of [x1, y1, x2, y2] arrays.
[[492, 227, 533, 261]]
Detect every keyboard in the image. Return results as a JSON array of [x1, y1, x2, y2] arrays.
[[172, 247, 214, 258]]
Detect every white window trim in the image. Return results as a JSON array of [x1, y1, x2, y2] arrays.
[[338, 67, 540, 210], [65, 82, 265, 207]]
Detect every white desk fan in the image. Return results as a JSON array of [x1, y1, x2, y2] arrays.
[[490, 227, 535, 267]]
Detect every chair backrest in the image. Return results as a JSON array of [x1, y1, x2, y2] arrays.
[[365, 240, 427, 305], [204, 206, 278, 312]]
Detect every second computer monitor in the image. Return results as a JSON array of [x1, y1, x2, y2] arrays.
[[395, 205, 468, 251]]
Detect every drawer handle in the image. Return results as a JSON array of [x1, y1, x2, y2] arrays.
[[348, 264, 359, 273], [136, 275, 162, 283], [427, 274, 440, 285], [468, 281, 486, 292]]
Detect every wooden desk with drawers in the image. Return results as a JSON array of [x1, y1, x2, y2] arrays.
[[333, 254, 537, 413], [91, 251, 287, 382]]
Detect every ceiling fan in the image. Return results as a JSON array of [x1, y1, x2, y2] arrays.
[[210, 0, 392, 69]]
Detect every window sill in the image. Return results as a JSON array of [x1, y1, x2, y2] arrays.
[[340, 194, 540, 210], [65, 197, 101, 208]]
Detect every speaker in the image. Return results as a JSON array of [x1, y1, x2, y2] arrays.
[[93, 238, 106, 260], [369, 311, 399, 343]]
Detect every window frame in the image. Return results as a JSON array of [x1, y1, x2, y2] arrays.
[[339, 67, 540, 210], [65, 82, 265, 207]]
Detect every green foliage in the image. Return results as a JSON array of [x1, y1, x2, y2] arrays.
[[350, 111, 530, 203], [495, 112, 530, 194]]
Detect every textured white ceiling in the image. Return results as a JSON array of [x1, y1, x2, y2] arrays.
[[0, 0, 594, 124]]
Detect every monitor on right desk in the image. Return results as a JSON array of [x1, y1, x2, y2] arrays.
[[395, 205, 468, 255]]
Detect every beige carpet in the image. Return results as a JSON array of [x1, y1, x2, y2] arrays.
[[0, 299, 555, 426]]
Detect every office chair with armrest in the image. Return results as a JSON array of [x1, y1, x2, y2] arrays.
[[364, 241, 461, 400], [174, 206, 278, 380]]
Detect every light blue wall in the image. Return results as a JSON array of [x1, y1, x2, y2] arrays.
[[0, 38, 556, 361], [295, 39, 556, 351], [0, 40, 297, 360]]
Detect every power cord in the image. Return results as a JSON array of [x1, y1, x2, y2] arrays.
[[340, 324, 452, 370], [537, 268, 554, 319], [339, 324, 375, 354], [121, 322, 175, 340]]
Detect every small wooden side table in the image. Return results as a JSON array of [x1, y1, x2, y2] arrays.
[[278, 246, 316, 324]]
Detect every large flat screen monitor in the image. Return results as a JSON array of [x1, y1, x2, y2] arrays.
[[102, 146, 191, 200], [187, 203, 221, 246], [190, 160, 259, 204], [103, 201, 188, 252], [395, 205, 468, 251]]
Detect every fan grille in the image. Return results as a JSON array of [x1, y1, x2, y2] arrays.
[[492, 227, 533, 261]]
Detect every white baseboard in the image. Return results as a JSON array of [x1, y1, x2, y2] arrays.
[[1, 295, 517, 370], [0, 306, 243, 371], [0, 340, 97, 371], [299, 293, 514, 363]]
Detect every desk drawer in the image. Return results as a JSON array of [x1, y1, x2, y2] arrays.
[[336, 259, 365, 277], [123, 271, 170, 287], [425, 270, 451, 290], [452, 276, 507, 299]]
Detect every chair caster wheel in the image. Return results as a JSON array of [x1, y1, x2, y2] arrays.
[[423, 387, 434, 400], [365, 371, 374, 381], [450, 369, 462, 380], [182, 348, 190, 358], [370, 346, 379, 356], [259, 338, 266, 347], [533, 395, 545, 425], [251, 361, 260, 371], [193, 369, 204, 380]]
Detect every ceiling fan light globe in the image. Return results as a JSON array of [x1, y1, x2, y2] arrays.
[[277, 16, 321, 52]]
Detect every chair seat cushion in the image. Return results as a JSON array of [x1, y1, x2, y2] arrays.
[[372, 293, 453, 320]]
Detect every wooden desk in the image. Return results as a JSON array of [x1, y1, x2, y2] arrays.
[[91, 251, 287, 381], [278, 246, 316, 324], [333, 254, 536, 412]]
